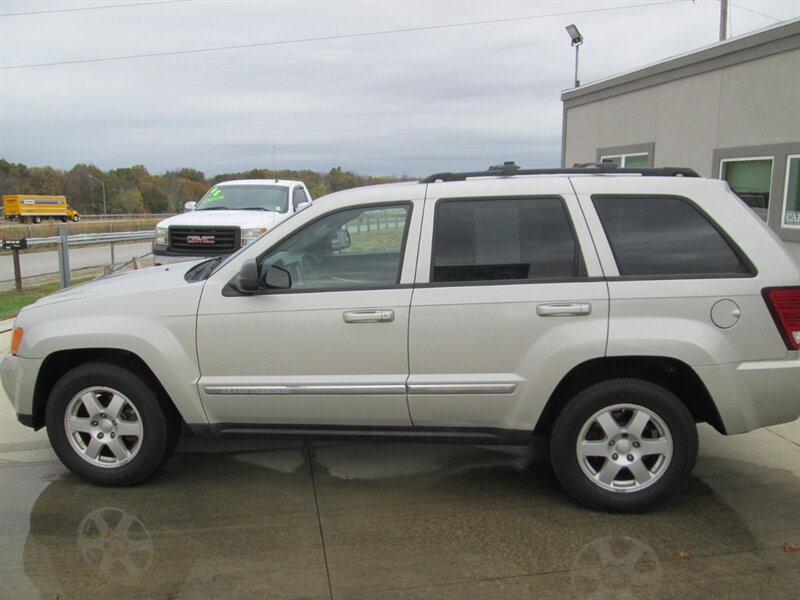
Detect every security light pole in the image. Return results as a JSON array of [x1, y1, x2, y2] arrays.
[[565, 24, 584, 88], [719, 0, 729, 41], [88, 174, 107, 216]]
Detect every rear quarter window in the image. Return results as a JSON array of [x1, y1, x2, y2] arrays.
[[592, 196, 752, 277]]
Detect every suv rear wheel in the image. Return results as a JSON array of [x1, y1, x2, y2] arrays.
[[550, 379, 698, 512], [45, 363, 179, 485]]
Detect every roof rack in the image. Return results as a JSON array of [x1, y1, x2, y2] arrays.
[[420, 161, 700, 183]]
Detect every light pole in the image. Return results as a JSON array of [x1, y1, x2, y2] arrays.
[[719, 0, 729, 41], [88, 174, 107, 216], [565, 24, 584, 88]]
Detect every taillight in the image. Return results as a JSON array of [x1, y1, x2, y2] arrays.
[[763, 287, 800, 350]]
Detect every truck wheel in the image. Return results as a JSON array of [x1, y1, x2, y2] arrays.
[[61, 217, 67, 223], [73, 215, 80, 222], [45, 363, 180, 486], [550, 379, 698, 512], [32, 216, 41, 224]]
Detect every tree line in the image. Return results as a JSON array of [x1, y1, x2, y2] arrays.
[[0, 159, 409, 216]]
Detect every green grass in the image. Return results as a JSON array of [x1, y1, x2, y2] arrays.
[[346, 229, 404, 253], [0, 278, 92, 320]]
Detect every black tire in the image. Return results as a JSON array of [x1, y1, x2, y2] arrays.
[[45, 363, 179, 486], [32, 216, 41, 224], [550, 379, 698, 512], [73, 214, 80, 222]]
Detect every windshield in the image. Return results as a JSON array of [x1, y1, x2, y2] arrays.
[[195, 184, 289, 213]]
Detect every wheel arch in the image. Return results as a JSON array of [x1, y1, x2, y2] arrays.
[[31, 348, 182, 430], [535, 356, 726, 436]]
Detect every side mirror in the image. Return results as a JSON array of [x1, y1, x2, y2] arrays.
[[330, 228, 351, 251], [184, 201, 197, 212], [264, 265, 291, 289], [296, 201, 311, 212], [234, 258, 260, 293]]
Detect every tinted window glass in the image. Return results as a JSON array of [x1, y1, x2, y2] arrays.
[[259, 204, 410, 290], [432, 198, 583, 283], [593, 196, 751, 277]]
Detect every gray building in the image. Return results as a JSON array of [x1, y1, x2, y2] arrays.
[[561, 18, 800, 246]]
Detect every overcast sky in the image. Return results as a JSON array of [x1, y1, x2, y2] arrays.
[[1, 0, 798, 178]]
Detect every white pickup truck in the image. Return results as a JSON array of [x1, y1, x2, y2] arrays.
[[152, 179, 312, 265]]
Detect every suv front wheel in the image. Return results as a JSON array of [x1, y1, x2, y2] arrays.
[[550, 379, 698, 512], [45, 363, 179, 486]]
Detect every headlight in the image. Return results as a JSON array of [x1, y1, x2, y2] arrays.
[[241, 228, 267, 246], [155, 227, 168, 246]]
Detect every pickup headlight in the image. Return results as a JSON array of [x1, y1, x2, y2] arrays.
[[241, 228, 267, 246], [155, 227, 168, 246]]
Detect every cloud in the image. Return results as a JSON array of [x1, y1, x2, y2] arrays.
[[1, 0, 797, 176]]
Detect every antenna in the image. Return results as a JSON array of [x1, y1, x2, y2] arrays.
[[273, 145, 278, 182]]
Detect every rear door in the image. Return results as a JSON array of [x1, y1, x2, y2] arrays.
[[407, 177, 609, 432]]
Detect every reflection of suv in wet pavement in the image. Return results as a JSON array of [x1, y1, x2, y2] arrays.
[[2, 162, 798, 511]]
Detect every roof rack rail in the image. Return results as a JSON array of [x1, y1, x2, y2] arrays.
[[420, 161, 700, 183]]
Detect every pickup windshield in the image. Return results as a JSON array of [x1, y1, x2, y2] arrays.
[[195, 185, 289, 213]]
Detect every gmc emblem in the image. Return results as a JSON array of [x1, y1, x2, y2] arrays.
[[186, 235, 215, 245]]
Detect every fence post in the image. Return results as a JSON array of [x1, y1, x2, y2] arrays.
[[57, 223, 71, 288], [110, 242, 116, 269], [12, 249, 23, 292]]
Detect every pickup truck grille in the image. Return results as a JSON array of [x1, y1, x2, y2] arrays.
[[169, 227, 239, 253]]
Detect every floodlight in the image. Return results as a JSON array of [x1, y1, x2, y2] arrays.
[[565, 24, 583, 46]]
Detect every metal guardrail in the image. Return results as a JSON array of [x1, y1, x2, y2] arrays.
[[78, 213, 174, 221], [24, 231, 154, 246], [2, 226, 155, 291]]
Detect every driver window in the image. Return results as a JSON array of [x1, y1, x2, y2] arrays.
[[258, 204, 410, 290]]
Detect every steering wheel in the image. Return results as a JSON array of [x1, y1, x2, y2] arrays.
[[299, 252, 322, 281]]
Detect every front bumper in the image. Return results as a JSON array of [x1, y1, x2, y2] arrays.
[[696, 356, 800, 434], [0, 354, 44, 429]]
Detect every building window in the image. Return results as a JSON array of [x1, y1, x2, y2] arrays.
[[600, 153, 650, 168], [783, 155, 800, 229], [720, 157, 773, 222]]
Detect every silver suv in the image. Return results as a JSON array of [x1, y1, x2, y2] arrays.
[[2, 162, 798, 512]]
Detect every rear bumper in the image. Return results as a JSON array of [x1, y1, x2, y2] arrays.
[[696, 356, 800, 434]]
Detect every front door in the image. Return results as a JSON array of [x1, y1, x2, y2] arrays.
[[196, 199, 421, 427]]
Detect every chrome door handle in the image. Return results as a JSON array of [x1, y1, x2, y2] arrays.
[[536, 303, 592, 317], [343, 309, 395, 323]]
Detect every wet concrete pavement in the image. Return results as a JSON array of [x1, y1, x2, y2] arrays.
[[1, 415, 798, 599], [0, 326, 798, 599]]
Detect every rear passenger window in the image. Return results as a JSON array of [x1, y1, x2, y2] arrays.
[[432, 198, 585, 283], [593, 196, 752, 277]]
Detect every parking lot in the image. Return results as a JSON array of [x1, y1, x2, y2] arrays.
[[0, 326, 798, 600]]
